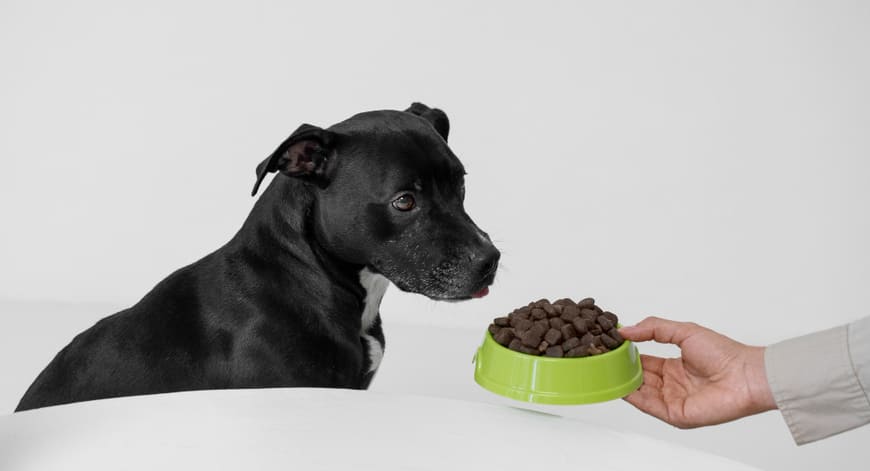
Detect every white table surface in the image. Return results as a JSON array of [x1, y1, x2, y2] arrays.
[[0, 388, 758, 471]]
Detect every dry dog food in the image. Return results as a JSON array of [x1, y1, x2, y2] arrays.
[[488, 298, 624, 357]]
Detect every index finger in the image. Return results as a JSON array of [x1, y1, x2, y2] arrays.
[[619, 316, 705, 347]]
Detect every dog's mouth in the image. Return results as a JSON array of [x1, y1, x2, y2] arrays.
[[431, 271, 496, 302], [463, 266, 498, 300], [378, 258, 498, 302]]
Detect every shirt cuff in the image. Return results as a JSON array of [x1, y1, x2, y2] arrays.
[[765, 324, 870, 445]]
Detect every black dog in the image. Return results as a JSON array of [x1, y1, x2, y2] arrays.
[[16, 103, 499, 411]]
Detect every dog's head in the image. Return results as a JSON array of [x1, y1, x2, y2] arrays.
[[252, 103, 499, 300]]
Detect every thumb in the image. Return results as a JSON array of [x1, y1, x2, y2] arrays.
[[619, 316, 703, 347]]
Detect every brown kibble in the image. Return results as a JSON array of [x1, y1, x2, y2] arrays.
[[572, 317, 588, 334], [491, 297, 619, 358], [542, 304, 556, 316], [494, 328, 516, 346], [519, 345, 542, 355], [566, 346, 589, 358], [600, 333, 620, 349], [584, 318, 597, 333], [560, 305, 580, 322], [563, 337, 581, 351], [608, 328, 624, 344], [521, 329, 544, 347], [545, 345, 564, 357], [576, 297, 595, 309], [544, 328, 562, 345], [586, 318, 598, 331], [512, 318, 533, 332]]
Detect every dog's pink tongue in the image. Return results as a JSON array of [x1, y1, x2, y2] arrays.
[[471, 287, 490, 299]]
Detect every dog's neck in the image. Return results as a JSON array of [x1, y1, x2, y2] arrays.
[[227, 177, 367, 315]]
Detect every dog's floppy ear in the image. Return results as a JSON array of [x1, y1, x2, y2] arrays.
[[405, 102, 450, 142], [251, 124, 335, 196]]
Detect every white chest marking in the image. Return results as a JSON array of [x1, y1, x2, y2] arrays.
[[359, 268, 389, 373]]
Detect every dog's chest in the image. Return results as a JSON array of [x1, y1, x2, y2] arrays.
[[358, 268, 389, 373]]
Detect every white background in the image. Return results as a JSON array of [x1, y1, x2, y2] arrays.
[[1, 1, 868, 470]]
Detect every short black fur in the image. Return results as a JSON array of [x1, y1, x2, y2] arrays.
[[16, 103, 499, 411]]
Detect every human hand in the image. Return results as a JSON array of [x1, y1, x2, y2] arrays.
[[619, 316, 777, 428]]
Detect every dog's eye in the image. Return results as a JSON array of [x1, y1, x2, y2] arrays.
[[391, 193, 416, 211]]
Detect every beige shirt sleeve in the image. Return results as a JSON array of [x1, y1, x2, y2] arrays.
[[764, 316, 870, 445]]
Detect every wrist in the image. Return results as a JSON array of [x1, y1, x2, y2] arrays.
[[743, 345, 777, 414]]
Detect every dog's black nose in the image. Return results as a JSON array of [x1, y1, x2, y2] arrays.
[[477, 248, 500, 280]]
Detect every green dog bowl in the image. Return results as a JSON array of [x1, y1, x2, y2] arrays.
[[474, 330, 643, 405]]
